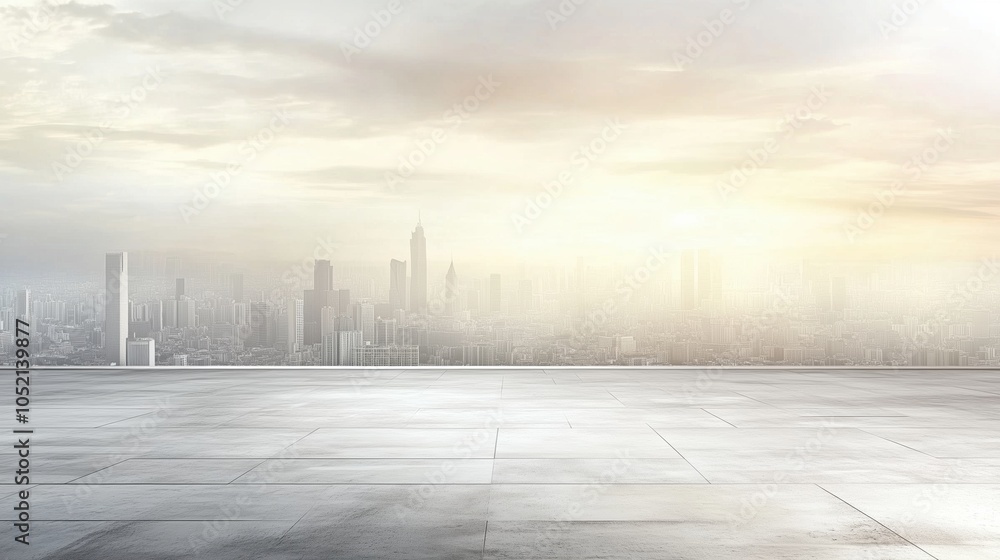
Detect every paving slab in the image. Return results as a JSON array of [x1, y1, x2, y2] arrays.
[[0, 367, 995, 559]]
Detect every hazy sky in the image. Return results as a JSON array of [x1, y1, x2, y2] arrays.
[[1, 0, 998, 271]]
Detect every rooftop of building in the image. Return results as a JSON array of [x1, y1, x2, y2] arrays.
[[2, 367, 998, 559]]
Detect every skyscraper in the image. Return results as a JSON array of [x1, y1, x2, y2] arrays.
[[353, 301, 376, 345], [389, 259, 407, 313], [337, 289, 351, 317], [489, 274, 502, 314], [376, 317, 399, 345], [697, 250, 714, 305], [445, 260, 458, 315], [177, 298, 196, 329], [105, 252, 128, 366], [286, 298, 304, 354], [314, 260, 334, 292], [409, 217, 427, 314], [175, 278, 186, 300], [322, 329, 362, 366], [304, 260, 335, 345], [830, 276, 848, 313], [681, 250, 697, 310], [15, 288, 30, 320], [518, 279, 533, 315], [230, 273, 244, 303], [248, 302, 275, 348], [149, 300, 163, 332]]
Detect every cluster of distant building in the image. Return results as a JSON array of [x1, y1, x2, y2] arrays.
[[1, 219, 998, 368]]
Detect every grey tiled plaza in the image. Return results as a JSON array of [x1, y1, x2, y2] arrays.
[[2, 368, 999, 559]]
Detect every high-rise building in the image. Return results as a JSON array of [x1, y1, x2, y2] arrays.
[[175, 278, 186, 300], [466, 288, 480, 314], [409, 217, 427, 314], [698, 250, 714, 305], [353, 301, 376, 344], [149, 300, 163, 332], [15, 289, 30, 320], [337, 289, 351, 317], [353, 345, 419, 367], [518, 279, 533, 315], [163, 299, 179, 328], [830, 276, 847, 313], [277, 308, 289, 350], [445, 260, 458, 315], [285, 298, 304, 354], [230, 273, 244, 303], [304, 260, 335, 345], [681, 251, 697, 310], [463, 344, 497, 366], [971, 310, 991, 339], [322, 329, 362, 366], [248, 302, 275, 348], [376, 318, 399, 346], [177, 298, 196, 329], [314, 260, 334, 292], [389, 259, 407, 313], [489, 274, 502, 314], [105, 252, 128, 366], [126, 338, 155, 366]]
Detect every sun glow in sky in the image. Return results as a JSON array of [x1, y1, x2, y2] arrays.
[[1, 0, 999, 271]]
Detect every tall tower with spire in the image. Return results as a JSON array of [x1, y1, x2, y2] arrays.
[[409, 215, 427, 314]]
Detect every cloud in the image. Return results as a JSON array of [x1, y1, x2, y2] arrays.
[[0, 0, 999, 267]]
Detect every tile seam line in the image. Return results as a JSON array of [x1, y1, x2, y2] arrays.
[[649, 423, 711, 484], [816, 484, 941, 560]]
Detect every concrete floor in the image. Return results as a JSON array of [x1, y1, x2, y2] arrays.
[[2, 368, 999, 559]]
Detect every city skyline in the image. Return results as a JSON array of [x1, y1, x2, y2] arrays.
[[2, 216, 998, 368]]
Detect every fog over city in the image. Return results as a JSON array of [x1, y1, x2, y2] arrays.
[[2, 0, 999, 366]]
